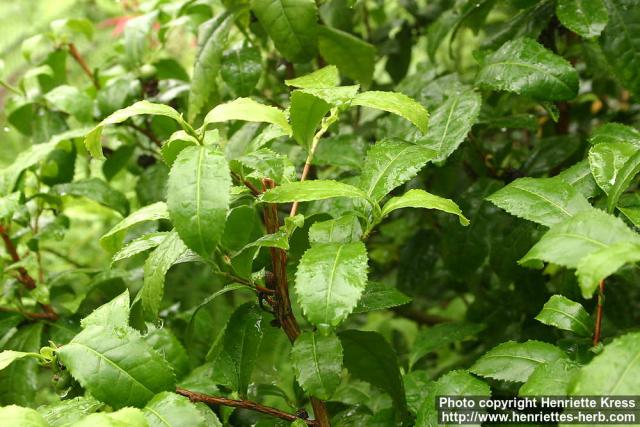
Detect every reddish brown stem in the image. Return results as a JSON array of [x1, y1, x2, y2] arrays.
[[67, 43, 100, 89], [593, 279, 605, 346], [261, 179, 331, 427], [176, 387, 317, 425], [0, 306, 58, 321]]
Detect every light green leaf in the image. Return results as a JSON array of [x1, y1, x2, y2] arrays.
[[409, 323, 485, 369], [289, 91, 331, 148], [58, 325, 176, 409], [352, 91, 428, 133], [262, 180, 370, 204], [285, 65, 340, 88], [470, 340, 567, 382], [308, 214, 362, 245], [123, 12, 157, 66], [358, 139, 436, 202], [188, 14, 233, 122], [487, 177, 593, 227], [295, 242, 368, 327], [85, 101, 192, 159], [353, 282, 412, 314], [296, 85, 360, 108], [520, 210, 640, 268], [203, 97, 291, 135], [100, 202, 169, 252], [381, 189, 469, 225], [556, 0, 608, 38], [601, 0, 640, 95], [416, 370, 490, 427], [71, 407, 148, 427], [161, 131, 199, 167], [45, 85, 93, 122], [415, 88, 481, 161], [144, 392, 205, 427], [81, 290, 130, 329], [607, 149, 640, 213], [54, 178, 130, 217], [557, 159, 599, 199], [143, 327, 190, 379], [252, 0, 318, 63], [39, 396, 104, 427], [590, 122, 640, 146], [212, 303, 263, 396], [576, 241, 640, 298], [571, 331, 640, 394], [520, 358, 580, 396], [112, 232, 169, 265], [339, 330, 407, 414], [318, 26, 375, 87], [291, 331, 342, 400], [0, 405, 48, 427], [0, 350, 41, 371], [141, 231, 192, 320], [476, 37, 579, 101], [534, 295, 592, 336], [589, 142, 636, 194], [167, 146, 231, 257]]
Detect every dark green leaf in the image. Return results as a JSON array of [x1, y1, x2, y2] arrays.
[[556, 0, 608, 38], [318, 26, 375, 86], [409, 323, 485, 369], [54, 178, 130, 217], [353, 282, 412, 314], [221, 46, 262, 97], [601, 0, 640, 95]]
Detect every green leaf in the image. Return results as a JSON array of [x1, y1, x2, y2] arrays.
[[351, 91, 428, 133], [487, 177, 593, 227], [143, 327, 190, 379], [262, 180, 370, 204], [416, 370, 490, 427], [0, 324, 43, 406], [470, 340, 567, 382], [534, 295, 592, 336], [71, 407, 148, 427], [520, 358, 580, 396], [291, 331, 342, 400], [601, 0, 640, 95], [45, 85, 93, 122], [409, 323, 485, 369], [58, 325, 176, 409], [589, 142, 636, 194], [39, 396, 104, 427], [353, 282, 412, 314], [556, 0, 608, 38], [295, 242, 368, 327], [141, 231, 192, 320], [0, 350, 41, 371], [571, 331, 640, 394], [167, 146, 231, 257], [252, 0, 318, 63], [285, 65, 340, 88], [144, 392, 205, 427], [100, 202, 170, 252], [123, 12, 157, 66], [520, 210, 640, 268], [112, 232, 169, 265], [557, 159, 599, 198], [188, 14, 233, 122], [590, 122, 640, 146], [358, 139, 436, 202], [576, 241, 640, 298], [607, 149, 640, 213], [161, 131, 199, 167], [85, 101, 192, 159], [339, 330, 407, 415], [476, 37, 579, 101], [289, 91, 331, 148], [0, 405, 48, 427], [212, 303, 263, 396], [318, 26, 376, 87], [186, 284, 249, 341], [54, 178, 130, 217], [415, 88, 481, 161], [221, 46, 262, 97], [308, 214, 362, 245], [381, 189, 469, 225], [81, 290, 130, 329], [203, 97, 291, 135]]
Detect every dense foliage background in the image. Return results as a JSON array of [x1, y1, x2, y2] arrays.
[[0, 0, 639, 426]]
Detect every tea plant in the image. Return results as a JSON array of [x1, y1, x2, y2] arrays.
[[0, 0, 639, 426]]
